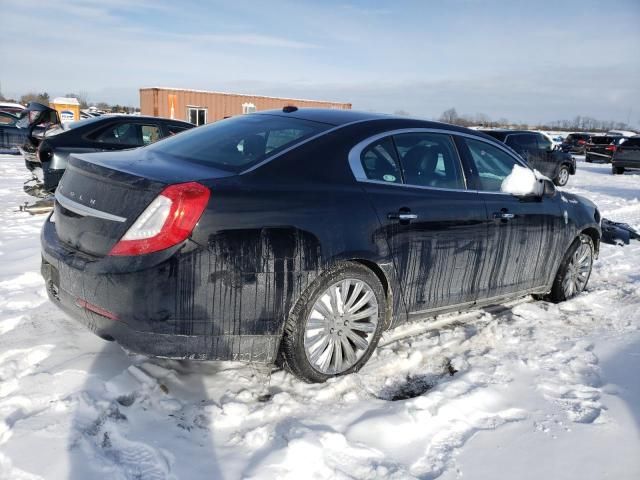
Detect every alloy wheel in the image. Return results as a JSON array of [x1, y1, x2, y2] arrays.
[[303, 279, 379, 375], [562, 242, 592, 298], [558, 167, 569, 186]]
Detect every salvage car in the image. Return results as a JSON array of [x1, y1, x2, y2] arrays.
[[480, 129, 576, 186], [26, 114, 194, 194], [41, 108, 602, 383], [611, 135, 640, 174], [0, 102, 56, 155]]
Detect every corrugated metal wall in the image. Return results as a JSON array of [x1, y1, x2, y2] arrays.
[[139, 88, 351, 123]]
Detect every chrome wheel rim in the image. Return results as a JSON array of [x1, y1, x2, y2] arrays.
[[304, 279, 379, 375], [562, 242, 592, 298], [558, 168, 569, 185]]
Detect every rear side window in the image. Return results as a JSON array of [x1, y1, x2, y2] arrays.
[[394, 133, 465, 189], [92, 123, 159, 146], [506, 134, 537, 152], [622, 137, 640, 147], [464, 138, 524, 192], [148, 114, 330, 172], [360, 137, 403, 183]]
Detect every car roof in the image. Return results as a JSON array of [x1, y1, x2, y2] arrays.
[[254, 108, 397, 126]]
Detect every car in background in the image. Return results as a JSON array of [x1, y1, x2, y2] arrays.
[[0, 103, 57, 155], [561, 133, 591, 154], [27, 114, 194, 194], [585, 134, 623, 163], [612, 135, 640, 174], [480, 129, 576, 186], [41, 108, 602, 383], [0, 102, 25, 115]]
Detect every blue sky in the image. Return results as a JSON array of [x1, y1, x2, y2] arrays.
[[1, 0, 639, 125]]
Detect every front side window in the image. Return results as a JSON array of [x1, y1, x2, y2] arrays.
[[141, 125, 161, 145], [393, 132, 465, 189], [148, 114, 330, 172], [464, 138, 525, 192], [360, 137, 403, 183], [536, 133, 553, 151]]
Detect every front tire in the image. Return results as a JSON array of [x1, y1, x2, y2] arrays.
[[554, 165, 570, 186], [548, 234, 594, 303], [612, 165, 624, 175], [585, 155, 592, 163], [279, 262, 386, 383]]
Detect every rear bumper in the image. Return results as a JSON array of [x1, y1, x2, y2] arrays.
[[40, 217, 281, 363], [612, 159, 640, 169]]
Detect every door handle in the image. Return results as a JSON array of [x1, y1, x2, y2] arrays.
[[493, 212, 515, 220], [388, 212, 418, 221]]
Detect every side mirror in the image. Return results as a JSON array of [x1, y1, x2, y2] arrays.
[[542, 178, 556, 197], [501, 165, 539, 196]]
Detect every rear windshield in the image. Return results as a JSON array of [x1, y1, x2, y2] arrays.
[[591, 136, 616, 144], [148, 114, 331, 172]]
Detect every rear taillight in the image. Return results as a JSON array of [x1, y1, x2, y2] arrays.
[[578, 139, 586, 145], [605, 145, 617, 152], [109, 182, 210, 256]]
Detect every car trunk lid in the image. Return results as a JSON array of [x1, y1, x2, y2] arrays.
[[53, 149, 233, 257]]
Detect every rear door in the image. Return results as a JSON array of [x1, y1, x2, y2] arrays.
[[456, 136, 561, 298], [351, 130, 488, 318]]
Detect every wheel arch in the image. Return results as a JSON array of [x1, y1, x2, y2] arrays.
[[581, 226, 600, 256]]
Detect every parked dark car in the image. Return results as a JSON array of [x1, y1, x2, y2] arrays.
[[612, 135, 640, 174], [561, 133, 591, 154], [26, 114, 194, 194], [0, 102, 57, 155], [0, 102, 25, 115], [480, 129, 576, 186], [585, 135, 623, 163], [41, 109, 601, 383]]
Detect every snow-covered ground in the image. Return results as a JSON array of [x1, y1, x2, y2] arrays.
[[0, 154, 639, 480]]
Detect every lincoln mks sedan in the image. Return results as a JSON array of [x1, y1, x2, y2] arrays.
[[41, 108, 601, 382]]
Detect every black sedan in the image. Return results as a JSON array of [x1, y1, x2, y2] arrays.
[[480, 129, 576, 186], [41, 109, 601, 383], [26, 114, 194, 194]]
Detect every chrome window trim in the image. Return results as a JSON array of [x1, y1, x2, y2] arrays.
[[55, 190, 127, 223], [347, 128, 530, 193]]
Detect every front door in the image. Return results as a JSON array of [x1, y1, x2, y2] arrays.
[[456, 136, 560, 299], [354, 132, 488, 320]]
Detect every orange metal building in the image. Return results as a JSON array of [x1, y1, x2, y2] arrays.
[[139, 87, 351, 125]]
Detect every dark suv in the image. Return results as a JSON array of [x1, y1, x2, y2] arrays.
[[612, 136, 640, 174], [561, 133, 591, 154], [585, 135, 622, 163], [480, 130, 576, 186]]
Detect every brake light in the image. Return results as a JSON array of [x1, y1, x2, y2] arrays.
[[109, 182, 210, 256], [578, 139, 586, 145], [605, 145, 617, 152]]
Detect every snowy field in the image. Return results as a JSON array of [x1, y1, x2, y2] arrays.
[[0, 153, 639, 480]]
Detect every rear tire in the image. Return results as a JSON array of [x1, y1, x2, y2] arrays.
[[612, 165, 624, 175], [554, 165, 570, 186], [279, 262, 386, 383], [548, 234, 594, 303]]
